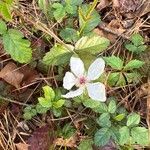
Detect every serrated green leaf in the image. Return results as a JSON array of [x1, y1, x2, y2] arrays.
[[43, 86, 55, 100], [52, 3, 66, 21], [119, 126, 130, 145], [53, 108, 62, 117], [23, 112, 33, 120], [127, 113, 140, 127], [104, 56, 123, 70], [107, 72, 120, 86], [0, 2, 12, 21], [53, 99, 65, 108], [125, 72, 141, 83], [43, 44, 73, 65], [114, 113, 125, 121], [83, 99, 100, 109], [131, 33, 144, 46], [78, 139, 93, 150], [124, 60, 144, 70], [38, 97, 52, 108], [75, 35, 110, 54], [59, 28, 79, 43], [131, 127, 149, 146], [108, 100, 116, 113], [125, 43, 137, 52], [116, 73, 126, 86], [65, 0, 83, 6], [97, 113, 111, 127], [2, 29, 32, 63], [92, 102, 108, 113], [65, 3, 76, 14], [36, 103, 49, 114], [79, 4, 101, 33], [94, 128, 111, 146], [0, 20, 7, 34], [137, 45, 147, 52]]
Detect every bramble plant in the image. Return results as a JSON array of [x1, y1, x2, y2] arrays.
[[125, 33, 147, 53]]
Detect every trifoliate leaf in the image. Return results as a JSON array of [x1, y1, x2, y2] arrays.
[[52, 3, 66, 21], [79, 4, 101, 33], [75, 35, 110, 54], [94, 128, 111, 146], [43, 44, 73, 65], [124, 59, 144, 70], [131, 127, 149, 146], [2, 29, 32, 63], [104, 56, 123, 70], [0, 20, 7, 34], [119, 126, 130, 145], [127, 113, 140, 127], [131, 33, 144, 46]]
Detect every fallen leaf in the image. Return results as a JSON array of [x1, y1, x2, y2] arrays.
[[0, 62, 24, 88], [27, 125, 54, 150], [54, 136, 77, 148], [15, 143, 29, 150], [97, 0, 110, 11]]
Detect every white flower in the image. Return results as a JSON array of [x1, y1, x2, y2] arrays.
[[62, 56, 106, 101]]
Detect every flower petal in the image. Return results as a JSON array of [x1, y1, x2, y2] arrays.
[[87, 58, 105, 80], [63, 72, 76, 90], [86, 82, 106, 101], [70, 57, 85, 77], [62, 87, 84, 98]]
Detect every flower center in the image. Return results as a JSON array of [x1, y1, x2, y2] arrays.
[[79, 76, 87, 85]]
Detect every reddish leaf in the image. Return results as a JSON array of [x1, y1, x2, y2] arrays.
[[27, 125, 54, 150], [0, 62, 24, 88]]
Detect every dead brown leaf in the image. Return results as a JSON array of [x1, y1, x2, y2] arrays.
[[0, 62, 24, 88], [27, 125, 54, 150], [97, 0, 110, 11], [54, 136, 77, 148], [15, 143, 29, 150]]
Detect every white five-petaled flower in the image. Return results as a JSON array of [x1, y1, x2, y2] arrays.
[[62, 56, 106, 102]]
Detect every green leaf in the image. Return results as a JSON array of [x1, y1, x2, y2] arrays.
[[119, 126, 130, 145], [59, 28, 79, 43], [83, 99, 100, 109], [66, 0, 83, 6], [137, 45, 147, 52], [75, 35, 110, 54], [108, 100, 116, 114], [0, 2, 12, 21], [127, 113, 140, 127], [43, 44, 73, 65], [36, 103, 49, 114], [94, 128, 111, 146], [125, 72, 141, 83], [131, 127, 149, 146], [43, 86, 55, 100], [2, 29, 32, 63], [52, 3, 66, 21], [125, 43, 137, 53], [65, 3, 76, 15], [97, 113, 111, 127], [124, 60, 144, 70], [38, 0, 47, 14], [78, 139, 93, 150], [79, 4, 101, 33], [104, 56, 123, 70], [114, 113, 125, 121], [38, 97, 52, 108], [92, 102, 108, 113], [116, 73, 126, 86], [53, 108, 62, 117], [53, 99, 65, 108], [107, 72, 120, 86], [131, 33, 144, 46], [23, 112, 33, 120], [0, 20, 7, 34]]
